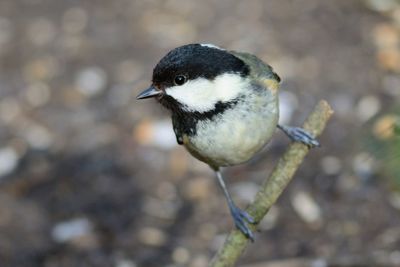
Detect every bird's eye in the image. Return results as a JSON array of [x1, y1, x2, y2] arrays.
[[174, 75, 187, 86]]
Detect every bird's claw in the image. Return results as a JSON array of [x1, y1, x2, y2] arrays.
[[278, 125, 320, 148], [230, 205, 255, 242]]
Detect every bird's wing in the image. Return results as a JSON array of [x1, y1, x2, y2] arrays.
[[231, 51, 280, 92]]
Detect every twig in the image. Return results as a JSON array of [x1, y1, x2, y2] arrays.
[[210, 100, 334, 267]]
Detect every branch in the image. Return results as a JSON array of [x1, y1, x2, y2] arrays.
[[210, 100, 334, 267]]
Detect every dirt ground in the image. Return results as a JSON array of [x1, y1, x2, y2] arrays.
[[0, 1, 400, 267]]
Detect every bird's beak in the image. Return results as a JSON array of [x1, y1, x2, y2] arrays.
[[136, 86, 162, 100]]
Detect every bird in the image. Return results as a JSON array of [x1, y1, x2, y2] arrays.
[[137, 43, 319, 241]]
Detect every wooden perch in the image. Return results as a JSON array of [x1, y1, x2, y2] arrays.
[[210, 100, 334, 267]]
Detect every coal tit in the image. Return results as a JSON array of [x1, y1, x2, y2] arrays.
[[137, 44, 319, 241]]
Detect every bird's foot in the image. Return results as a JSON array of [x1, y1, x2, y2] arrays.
[[230, 205, 256, 242], [278, 125, 320, 148]]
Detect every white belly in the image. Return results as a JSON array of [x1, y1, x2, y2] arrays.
[[185, 95, 279, 167]]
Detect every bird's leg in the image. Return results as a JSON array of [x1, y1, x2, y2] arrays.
[[277, 124, 320, 148], [215, 170, 255, 241]]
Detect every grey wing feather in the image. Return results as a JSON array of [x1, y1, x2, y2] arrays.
[[231, 51, 280, 82]]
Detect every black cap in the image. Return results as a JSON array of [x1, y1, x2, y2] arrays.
[[152, 44, 249, 87]]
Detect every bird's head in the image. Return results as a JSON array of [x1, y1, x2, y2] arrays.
[[137, 44, 250, 114]]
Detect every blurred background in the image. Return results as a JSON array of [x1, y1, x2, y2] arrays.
[[0, 0, 400, 266]]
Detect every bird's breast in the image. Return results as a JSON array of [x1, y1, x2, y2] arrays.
[[184, 91, 279, 167]]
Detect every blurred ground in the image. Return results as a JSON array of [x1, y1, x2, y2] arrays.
[[0, 0, 400, 267]]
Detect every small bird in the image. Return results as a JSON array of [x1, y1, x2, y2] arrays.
[[137, 43, 319, 241]]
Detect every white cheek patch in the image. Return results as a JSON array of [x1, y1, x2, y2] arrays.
[[165, 74, 245, 112]]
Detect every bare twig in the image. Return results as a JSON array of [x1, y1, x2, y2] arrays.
[[210, 100, 334, 267]]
